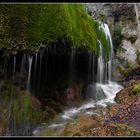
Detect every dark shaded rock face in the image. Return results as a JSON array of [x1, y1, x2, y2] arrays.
[[0, 80, 42, 136]]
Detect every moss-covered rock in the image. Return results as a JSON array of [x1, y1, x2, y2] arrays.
[[94, 21, 111, 60], [0, 79, 42, 135], [136, 50, 140, 65], [132, 83, 140, 94], [0, 4, 100, 55], [60, 113, 140, 136]]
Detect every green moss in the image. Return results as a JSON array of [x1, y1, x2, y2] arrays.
[[115, 96, 122, 104], [12, 95, 40, 124], [136, 50, 140, 65], [117, 61, 134, 77], [73, 131, 82, 136], [39, 4, 98, 52], [113, 25, 123, 49], [0, 4, 98, 54], [132, 83, 140, 94], [94, 21, 111, 60]]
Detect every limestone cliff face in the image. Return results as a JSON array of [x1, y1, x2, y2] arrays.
[[85, 3, 140, 67]]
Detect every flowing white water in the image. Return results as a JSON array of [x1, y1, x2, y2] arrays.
[[33, 54, 38, 95], [27, 56, 33, 91], [101, 23, 114, 81], [33, 22, 123, 136], [20, 54, 26, 76], [97, 41, 105, 83], [87, 51, 92, 82], [33, 81, 123, 136], [92, 54, 95, 83]]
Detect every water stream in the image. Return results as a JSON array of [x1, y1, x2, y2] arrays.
[[27, 56, 33, 92], [32, 23, 123, 136]]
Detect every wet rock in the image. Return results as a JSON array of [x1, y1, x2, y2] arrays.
[[60, 113, 140, 136], [85, 84, 106, 101], [63, 84, 82, 106], [0, 80, 42, 136]]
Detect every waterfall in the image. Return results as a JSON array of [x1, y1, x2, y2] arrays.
[[33, 22, 124, 136], [97, 41, 105, 83], [68, 47, 76, 85], [3, 56, 7, 74], [101, 23, 114, 81], [20, 54, 25, 76], [36, 49, 44, 95], [45, 47, 48, 80], [33, 53, 38, 95], [7, 56, 16, 135], [135, 4, 140, 27], [27, 56, 33, 92], [87, 51, 92, 83]]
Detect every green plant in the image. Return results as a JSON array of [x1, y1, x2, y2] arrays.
[[117, 61, 134, 78], [136, 50, 140, 65], [113, 25, 123, 49], [94, 21, 111, 60], [132, 83, 140, 94], [12, 95, 40, 124]]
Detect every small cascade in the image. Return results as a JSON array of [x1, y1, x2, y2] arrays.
[[0, 19, 124, 136], [45, 47, 49, 80], [33, 53, 38, 94], [20, 54, 25, 76], [92, 54, 96, 83], [7, 55, 16, 135], [27, 56, 33, 92], [68, 47, 76, 85], [87, 51, 92, 83], [37, 49, 44, 95], [3, 56, 7, 74], [53, 44, 56, 73], [97, 41, 105, 84], [101, 23, 114, 81]]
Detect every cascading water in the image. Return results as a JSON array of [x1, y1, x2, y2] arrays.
[[7, 56, 16, 135], [101, 23, 114, 81], [68, 47, 76, 85], [32, 22, 123, 136], [97, 41, 105, 83], [27, 56, 33, 92], [33, 53, 38, 95], [87, 51, 92, 83], [36, 49, 44, 95], [20, 54, 25, 76], [3, 56, 7, 74]]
